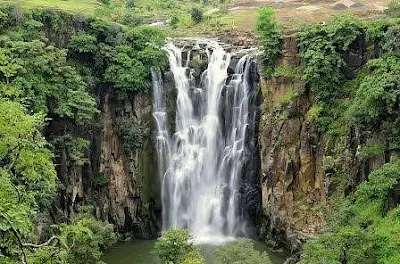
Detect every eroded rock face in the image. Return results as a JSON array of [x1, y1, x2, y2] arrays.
[[257, 33, 390, 257], [51, 87, 160, 239], [258, 35, 326, 253], [98, 90, 159, 238]]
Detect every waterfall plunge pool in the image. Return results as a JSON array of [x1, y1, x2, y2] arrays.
[[103, 239, 286, 264]]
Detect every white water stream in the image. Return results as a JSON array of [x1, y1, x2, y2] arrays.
[[152, 41, 254, 243]]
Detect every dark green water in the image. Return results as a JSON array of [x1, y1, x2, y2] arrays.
[[103, 239, 286, 264]]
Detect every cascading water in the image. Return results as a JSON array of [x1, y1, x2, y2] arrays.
[[152, 40, 259, 243]]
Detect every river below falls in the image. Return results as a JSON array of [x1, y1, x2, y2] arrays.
[[103, 239, 286, 264]]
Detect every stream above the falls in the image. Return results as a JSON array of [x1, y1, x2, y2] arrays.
[[103, 239, 286, 264]]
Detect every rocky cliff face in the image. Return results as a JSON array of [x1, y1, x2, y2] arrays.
[[49, 87, 160, 239], [257, 33, 395, 258], [96, 89, 160, 238], [258, 35, 325, 254]]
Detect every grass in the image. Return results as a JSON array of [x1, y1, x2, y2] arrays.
[[0, 0, 101, 16], [0, 0, 388, 37], [0, 0, 227, 30], [164, 9, 257, 37]]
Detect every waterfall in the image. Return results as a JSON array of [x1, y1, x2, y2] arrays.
[[152, 40, 257, 243]]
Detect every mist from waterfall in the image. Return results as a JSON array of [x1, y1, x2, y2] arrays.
[[152, 41, 256, 243]]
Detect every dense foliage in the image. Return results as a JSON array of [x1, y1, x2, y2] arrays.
[[296, 13, 400, 264], [348, 54, 400, 140], [153, 228, 205, 264], [0, 4, 168, 263], [255, 7, 282, 74], [299, 14, 364, 103], [0, 99, 116, 264], [300, 160, 400, 264], [255, 5, 400, 262], [214, 239, 272, 264], [67, 23, 167, 99]]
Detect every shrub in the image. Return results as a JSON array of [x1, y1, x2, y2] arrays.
[[190, 8, 203, 23], [69, 33, 97, 54], [385, 0, 400, 17], [153, 228, 204, 264], [118, 13, 142, 26], [348, 54, 400, 137], [170, 15, 180, 28], [271, 66, 303, 79], [92, 172, 108, 188], [382, 25, 400, 53], [117, 119, 148, 153], [255, 7, 282, 70], [126, 0, 136, 8], [58, 211, 117, 264], [276, 89, 297, 107], [214, 239, 272, 264]]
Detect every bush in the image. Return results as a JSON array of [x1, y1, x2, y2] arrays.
[[383, 25, 400, 53], [385, 0, 400, 17], [118, 13, 142, 26], [117, 119, 148, 153], [126, 0, 136, 8], [255, 7, 282, 70], [58, 211, 117, 264], [214, 239, 272, 264], [348, 54, 400, 137], [170, 15, 179, 28], [190, 8, 203, 23], [153, 228, 204, 264]]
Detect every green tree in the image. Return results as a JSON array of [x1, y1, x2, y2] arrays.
[[348, 54, 400, 138], [57, 211, 116, 264], [0, 99, 56, 263], [214, 239, 272, 264], [68, 33, 98, 54], [299, 14, 364, 102], [382, 25, 400, 53], [190, 8, 203, 23], [153, 229, 204, 264], [255, 7, 282, 73]]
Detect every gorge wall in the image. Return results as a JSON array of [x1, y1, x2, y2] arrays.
[[49, 87, 161, 238], [30, 9, 165, 239], [258, 35, 326, 253], [257, 30, 398, 258], [37, 8, 396, 254]]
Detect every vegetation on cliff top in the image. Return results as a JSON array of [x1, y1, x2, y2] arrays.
[[255, 7, 283, 75]]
